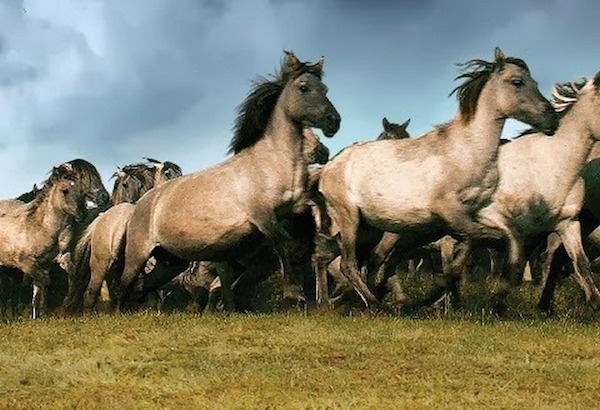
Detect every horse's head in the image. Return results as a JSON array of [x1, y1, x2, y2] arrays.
[[60, 159, 110, 209], [52, 176, 87, 223], [110, 163, 156, 205], [144, 157, 182, 185], [377, 117, 411, 141], [302, 128, 330, 165], [451, 47, 558, 135], [280, 51, 341, 138]]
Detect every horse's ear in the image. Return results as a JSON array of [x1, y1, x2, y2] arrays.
[[59, 162, 74, 173], [494, 47, 506, 61], [401, 118, 411, 130], [494, 47, 506, 69], [284, 50, 301, 72], [311, 56, 325, 75], [382, 117, 390, 130], [593, 71, 600, 90]]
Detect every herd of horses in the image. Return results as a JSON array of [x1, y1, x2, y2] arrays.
[[2, 47, 600, 320]]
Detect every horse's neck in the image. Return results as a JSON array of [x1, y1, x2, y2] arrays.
[[32, 192, 73, 236], [446, 105, 504, 179], [551, 106, 596, 172], [254, 109, 307, 197]]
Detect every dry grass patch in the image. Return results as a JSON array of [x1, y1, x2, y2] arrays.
[[1, 312, 599, 409]]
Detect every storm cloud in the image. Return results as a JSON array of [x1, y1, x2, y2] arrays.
[[0, 0, 598, 197]]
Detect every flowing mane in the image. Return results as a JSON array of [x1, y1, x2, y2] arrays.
[[449, 56, 529, 122], [551, 78, 587, 113], [228, 54, 324, 155], [161, 161, 183, 177]]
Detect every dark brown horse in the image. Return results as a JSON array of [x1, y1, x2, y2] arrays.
[[64, 158, 182, 313], [114, 51, 340, 311]]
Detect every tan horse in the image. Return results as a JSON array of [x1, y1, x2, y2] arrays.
[[461, 74, 600, 314], [0, 164, 87, 318], [114, 51, 340, 311], [314, 117, 411, 306], [318, 48, 557, 308]]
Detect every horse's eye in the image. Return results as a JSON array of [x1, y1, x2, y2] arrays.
[[299, 84, 309, 93], [511, 78, 524, 87], [62, 189, 70, 196]]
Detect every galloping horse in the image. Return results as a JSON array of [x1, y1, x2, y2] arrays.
[[317, 48, 557, 308], [114, 51, 340, 311]]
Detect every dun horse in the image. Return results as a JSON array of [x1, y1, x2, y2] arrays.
[[113, 51, 340, 311], [467, 74, 600, 314], [318, 48, 557, 308], [0, 159, 108, 317], [0, 164, 87, 318]]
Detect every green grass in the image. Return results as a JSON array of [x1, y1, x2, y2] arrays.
[[1, 311, 600, 409]]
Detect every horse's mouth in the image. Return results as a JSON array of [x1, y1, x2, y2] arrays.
[[322, 128, 338, 138]]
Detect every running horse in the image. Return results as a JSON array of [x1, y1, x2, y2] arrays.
[[317, 48, 557, 308], [114, 51, 340, 310]]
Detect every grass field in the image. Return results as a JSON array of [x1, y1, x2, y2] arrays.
[[1, 308, 600, 409], [2, 272, 600, 409]]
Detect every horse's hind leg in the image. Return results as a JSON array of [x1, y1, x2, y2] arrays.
[[84, 255, 116, 312], [556, 220, 600, 310], [335, 209, 378, 309], [115, 243, 153, 312]]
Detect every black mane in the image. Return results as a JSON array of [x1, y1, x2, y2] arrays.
[[228, 54, 324, 155], [449, 56, 529, 123]]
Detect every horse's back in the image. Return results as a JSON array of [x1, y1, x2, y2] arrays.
[[321, 139, 445, 229], [130, 160, 259, 260], [0, 199, 25, 218]]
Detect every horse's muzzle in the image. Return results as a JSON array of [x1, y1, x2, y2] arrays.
[[322, 113, 341, 137]]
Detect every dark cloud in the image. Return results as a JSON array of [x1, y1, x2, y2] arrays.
[[0, 0, 599, 197]]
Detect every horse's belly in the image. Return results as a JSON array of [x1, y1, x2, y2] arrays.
[[156, 218, 259, 261], [360, 199, 435, 232]]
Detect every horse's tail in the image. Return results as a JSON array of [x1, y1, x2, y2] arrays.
[[63, 218, 97, 314]]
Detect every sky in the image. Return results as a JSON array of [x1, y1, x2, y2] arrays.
[[0, 0, 598, 198]]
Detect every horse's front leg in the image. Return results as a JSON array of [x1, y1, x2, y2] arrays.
[[491, 231, 526, 316], [31, 270, 50, 319], [555, 219, 600, 311], [253, 215, 306, 305], [313, 232, 339, 307]]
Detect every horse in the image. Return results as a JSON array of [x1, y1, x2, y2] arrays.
[[313, 116, 412, 307], [63, 159, 182, 313], [0, 164, 88, 318], [317, 47, 557, 309], [377, 117, 411, 141], [113, 51, 340, 311], [0, 159, 108, 317], [453, 74, 600, 315], [154, 127, 331, 313]]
